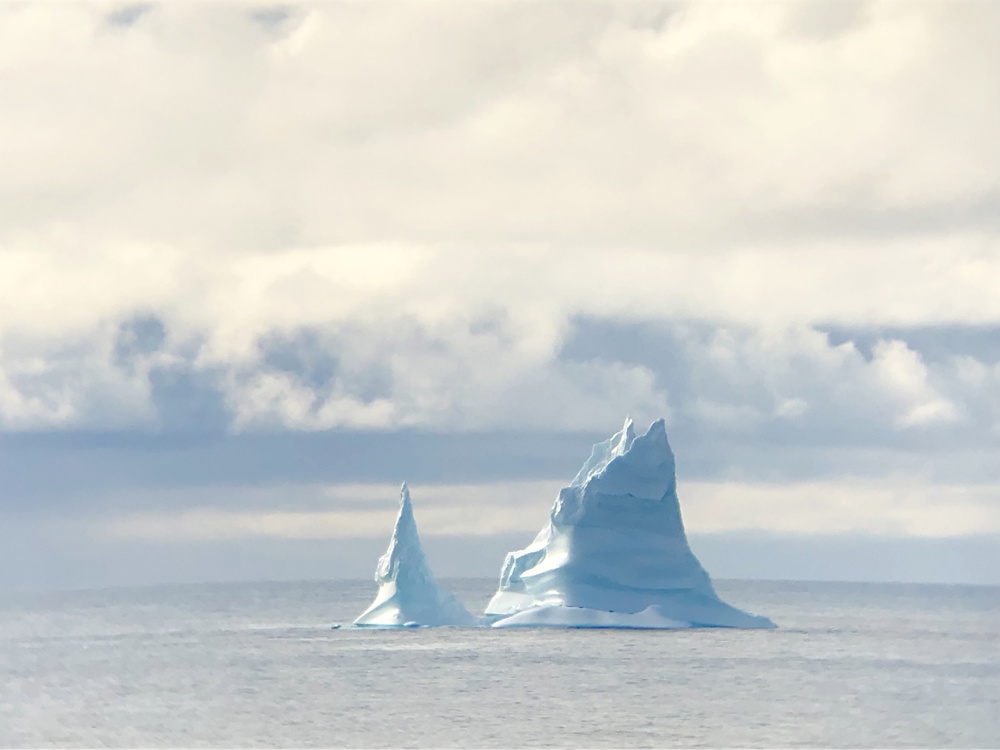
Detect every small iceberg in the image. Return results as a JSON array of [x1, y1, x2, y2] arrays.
[[353, 483, 478, 628]]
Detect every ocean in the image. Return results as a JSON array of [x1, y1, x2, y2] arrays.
[[1, 579, 997, 747]]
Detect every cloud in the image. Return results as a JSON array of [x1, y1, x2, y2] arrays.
[[3, 0, 999, 247], [682, 478, 1000, 537], [91, 475, 1000, 543], [22, 3, 1000, 241], [97, 480, 561, 541], [562, 317, 1000, 449], [870, 339, 960, 428], [2, 1, 1000, 437], [3, 248, 1000, 435], [2, 2, 999, 587], [0, 430, 602, 514]]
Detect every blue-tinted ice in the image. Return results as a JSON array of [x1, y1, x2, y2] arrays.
[[485, 418, 776, 629], [353, 484, 477, 627]]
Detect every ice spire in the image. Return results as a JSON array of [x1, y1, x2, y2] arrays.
[[373, 483, 426, 583], [353, 483, 478, 627]]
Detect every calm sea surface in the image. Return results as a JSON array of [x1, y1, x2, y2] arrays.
[[1, 579, 997, 748]]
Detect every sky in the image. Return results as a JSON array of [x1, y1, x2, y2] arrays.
[[2, 0, 999, 591]]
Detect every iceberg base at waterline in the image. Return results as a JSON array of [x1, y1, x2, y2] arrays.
[[485, 587, 772, 630], [490, 603, 689, 629]]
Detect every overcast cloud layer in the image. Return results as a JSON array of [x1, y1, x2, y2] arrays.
[[2, 1, 999, 588]]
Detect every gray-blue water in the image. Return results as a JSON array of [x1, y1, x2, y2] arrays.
[[1, 579, 997, 747]]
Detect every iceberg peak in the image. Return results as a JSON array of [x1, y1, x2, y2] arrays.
[[373, 482, 423, 582], [570, 415, 637, 488], [566, 416, 675, 507], [354, 483, 477, 627]]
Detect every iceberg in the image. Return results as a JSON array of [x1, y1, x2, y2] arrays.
[[485, 418, 775, 629], [353, 483, 478, 627]]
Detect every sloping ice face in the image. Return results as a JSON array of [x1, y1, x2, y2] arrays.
[[486, 418, 776, 629], [353, 484, 478, 627]]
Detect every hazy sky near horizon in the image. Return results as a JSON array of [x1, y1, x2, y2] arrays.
[[2, 1, 999, 589]]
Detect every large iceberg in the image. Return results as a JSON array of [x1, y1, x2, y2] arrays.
[[485, 418, 775, 629], [354, 483, 478, 627]]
